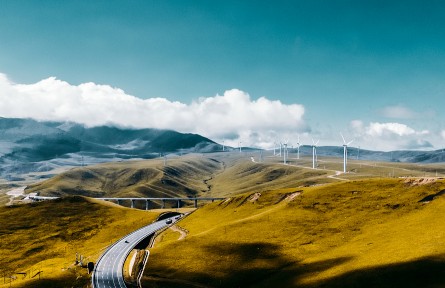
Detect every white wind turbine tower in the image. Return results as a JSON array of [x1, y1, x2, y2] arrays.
[[312, 138, 319, 169], [296, 135, 301, 160], [282, 140, 288, 164], [341, 133, 354, 173]]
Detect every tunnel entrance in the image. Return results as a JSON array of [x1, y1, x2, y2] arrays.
[[156, 211, 182, 221]]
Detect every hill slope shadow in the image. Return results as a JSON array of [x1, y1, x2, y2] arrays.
[[310, 254, 445, 288], [144, 242, 352, 288], [144, 242, 445, 288]]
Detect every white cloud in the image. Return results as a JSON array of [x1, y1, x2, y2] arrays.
[[380, 105, 417, 119], [0, 74, 308, 148], [366, 122, 416, 137], [349, 120, 434, 151]]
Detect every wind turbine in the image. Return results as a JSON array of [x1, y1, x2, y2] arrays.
[[239, 141, 242, 153], [341, 133, 354, 173], [312, 139, 319, 169], [282, 140, 288, 164], [296, 135, 301, 160]]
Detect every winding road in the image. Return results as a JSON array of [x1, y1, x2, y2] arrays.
[[92, 216, 180, 288]]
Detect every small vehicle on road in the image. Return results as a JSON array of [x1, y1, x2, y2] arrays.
[[165, 219, 173, 224], [125, 240, 129, 243]]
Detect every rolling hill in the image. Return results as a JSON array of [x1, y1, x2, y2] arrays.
[[25, 152, 445, 202], [3, 152, 445, 287], [144, 178, 445, 288], [25, 156, 223, 201], [0, 196, 165, 288]]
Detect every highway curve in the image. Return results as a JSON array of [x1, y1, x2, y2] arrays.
[[92, 216, 179, 288]]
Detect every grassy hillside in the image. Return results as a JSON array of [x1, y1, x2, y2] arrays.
[[143, 178, 445, 288], [207, 157, 333, 197], [25, 156, 223, 200], [25, 152, 445, 201], [4, 153, 445, 287], [0, 196, 163, 288], [201, 152, 445, 197]]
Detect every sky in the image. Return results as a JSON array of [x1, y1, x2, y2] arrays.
[[1, 0, 445, 151]]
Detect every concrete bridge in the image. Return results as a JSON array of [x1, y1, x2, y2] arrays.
[[29, 195, 225, 209], [98, 197, 225, 209]]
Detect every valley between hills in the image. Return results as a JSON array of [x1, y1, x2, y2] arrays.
[[2, 151, 445, 287]]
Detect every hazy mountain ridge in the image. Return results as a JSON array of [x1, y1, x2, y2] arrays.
[[294, 145, 445, 164], [0, 117, 217, 180]]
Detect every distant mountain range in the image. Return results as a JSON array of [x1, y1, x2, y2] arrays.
[[1, 117, 444, 182], [286, 145, 445, 164], [0, 117, 217, 180]]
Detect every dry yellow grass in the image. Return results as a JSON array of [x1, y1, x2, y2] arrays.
[[0, 196, 165, 288], [144, 178, 445, 287], [25, 155, 223, 200], [3, 153, 445, 287]]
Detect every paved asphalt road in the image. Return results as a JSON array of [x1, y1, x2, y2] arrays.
[[92, 216, 179, 288]]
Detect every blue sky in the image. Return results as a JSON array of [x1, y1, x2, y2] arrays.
[[1, 0, 445, 150]]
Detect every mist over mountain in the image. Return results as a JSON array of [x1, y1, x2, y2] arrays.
[[0, 117, 217, 180]]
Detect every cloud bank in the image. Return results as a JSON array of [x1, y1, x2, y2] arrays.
[[349, 120, 433, 151], [0, 74, 308, 148], [1, 74, 441, 151]]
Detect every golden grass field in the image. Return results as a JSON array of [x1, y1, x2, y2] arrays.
[[25, 156, 223, 200], [2, 151, 445, 287], [0, 196, 167, 288], [144, 178, 445, 287]]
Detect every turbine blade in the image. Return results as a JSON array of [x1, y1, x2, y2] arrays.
[[347, 139, 354, 145], [340, 133, 346, 144]]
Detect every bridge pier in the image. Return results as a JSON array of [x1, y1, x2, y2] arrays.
[[72, 197, 226, 210]]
